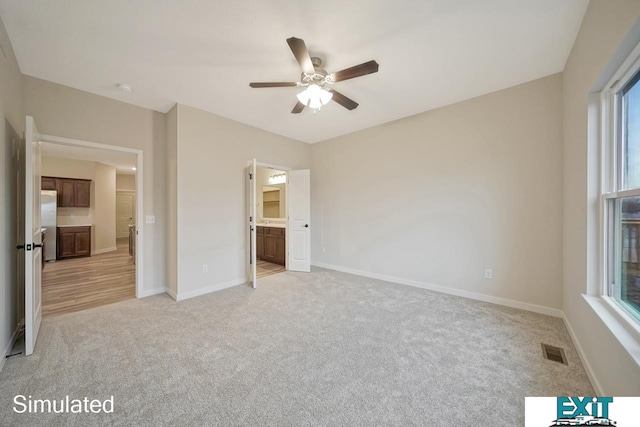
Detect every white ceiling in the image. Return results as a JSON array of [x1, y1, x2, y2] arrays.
[[0, 0, 589, 143], [40, 142, 137, 175]]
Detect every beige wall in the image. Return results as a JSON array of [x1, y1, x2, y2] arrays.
[[563, 1, 640, 395], [116, 174, 135, 191], [173, 104, 311, 299], [42, 156, 93, 179], [41, 156, 117, 253], [0, 15, 23, 369], [23, 76, 167, 296], [311, 74, 564, 312]]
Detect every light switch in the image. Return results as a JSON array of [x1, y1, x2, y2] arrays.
[[145, 215, 156, 224]]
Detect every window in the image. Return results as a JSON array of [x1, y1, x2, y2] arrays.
[[603, 50, 640, 326]]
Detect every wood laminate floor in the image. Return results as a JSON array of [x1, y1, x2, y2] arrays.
[[257, 259, 285, 279], [42, 238, 135, 317]]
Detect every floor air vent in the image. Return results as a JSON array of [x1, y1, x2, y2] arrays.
[[541, 343, 568, 365]]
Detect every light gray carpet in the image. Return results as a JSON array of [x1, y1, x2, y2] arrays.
[[0, 267, 593, 426]]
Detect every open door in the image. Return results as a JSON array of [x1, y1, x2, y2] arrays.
[[24, 116, 42, 355], [288, 169, 311, 272], [247, 159, 257, 288]]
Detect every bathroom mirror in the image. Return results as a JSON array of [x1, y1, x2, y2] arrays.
[[257, 166, 287, 220], [262, 186, 282, 218]]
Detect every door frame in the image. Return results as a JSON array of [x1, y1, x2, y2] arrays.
[[254, 161, 292, 272], [39, 133, 144, 298]]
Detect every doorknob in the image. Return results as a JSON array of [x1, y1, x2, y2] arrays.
[[304, 224, 309, 228]]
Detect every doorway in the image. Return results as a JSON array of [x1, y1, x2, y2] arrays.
[[255, 165, 287, 279], [247, 160, 310, 288], [37, 134, 143, 316]]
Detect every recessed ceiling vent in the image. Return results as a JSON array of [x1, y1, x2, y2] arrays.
[[541, 343, 568, 365]]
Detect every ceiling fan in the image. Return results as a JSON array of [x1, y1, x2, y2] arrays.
[[249, 37, 379, 114]]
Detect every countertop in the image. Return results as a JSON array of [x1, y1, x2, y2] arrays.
[[256, 223, 286, 229], [57, 224, 92, 228]]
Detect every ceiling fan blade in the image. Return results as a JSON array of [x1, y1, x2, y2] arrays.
[[330, 60, 379, 83], [286, 37, 315, 75], [291, 101, 306, 114], [329, 89, 359, 110], [249, 82, 298, 88]]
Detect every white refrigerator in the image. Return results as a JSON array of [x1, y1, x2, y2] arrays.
[[41, 190, 57, 262]]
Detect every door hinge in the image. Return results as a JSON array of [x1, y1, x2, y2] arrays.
[[249, 173, 253, 179]]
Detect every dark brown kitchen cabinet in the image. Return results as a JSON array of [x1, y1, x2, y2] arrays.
[[41, 176, 57, 191], [57, 226, 91, 259], [256, 226, 285, 266], [73, 180, 91, 207], [57, 179, 75, 207], [42, 176, 91, 207]]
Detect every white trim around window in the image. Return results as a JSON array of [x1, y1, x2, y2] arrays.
[[598, 38, 640, 347]]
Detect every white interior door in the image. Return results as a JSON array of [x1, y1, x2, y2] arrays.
[[24, 116, 42, 355], [116, 192, 135, 238], [247, 159, 257, 288], [288, 169, 311, 272]]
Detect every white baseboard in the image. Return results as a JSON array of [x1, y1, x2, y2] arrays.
[[137, 287, 167, 298], [92, 246, 117, 255], [562, 314, 604, 395], [311, 261, 564, 318], [0, 322, 22, 374], [175, 277, 247, 302]]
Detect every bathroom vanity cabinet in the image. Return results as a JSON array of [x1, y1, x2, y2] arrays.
[[256, 226, 285, 266]]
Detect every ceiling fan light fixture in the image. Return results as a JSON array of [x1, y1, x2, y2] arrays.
[[320, 89, 333, 105], [296, 88, 311, 105], [308, 97, 323, 109], [296, 84, 333, 110]]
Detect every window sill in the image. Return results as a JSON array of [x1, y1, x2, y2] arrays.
[[583, 294, 640, 368]]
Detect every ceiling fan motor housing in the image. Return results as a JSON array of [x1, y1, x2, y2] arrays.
[[301, 57, 331, 86]]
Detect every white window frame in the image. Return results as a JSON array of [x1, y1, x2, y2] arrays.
[[599, 39, 640, 342]]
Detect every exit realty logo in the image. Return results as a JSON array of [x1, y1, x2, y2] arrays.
[[525, 397, 640, 426], [552, 397, 614, 425]]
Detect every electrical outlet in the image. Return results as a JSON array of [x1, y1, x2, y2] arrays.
[[322, 246, 326, 254], [484, 269, 493, 279], [202, 264, 208, 273], [145, 215, 156, 224]]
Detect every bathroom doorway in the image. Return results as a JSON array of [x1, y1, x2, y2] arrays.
[[247, 160, 310, 288], [255, 165, 287, 279]]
